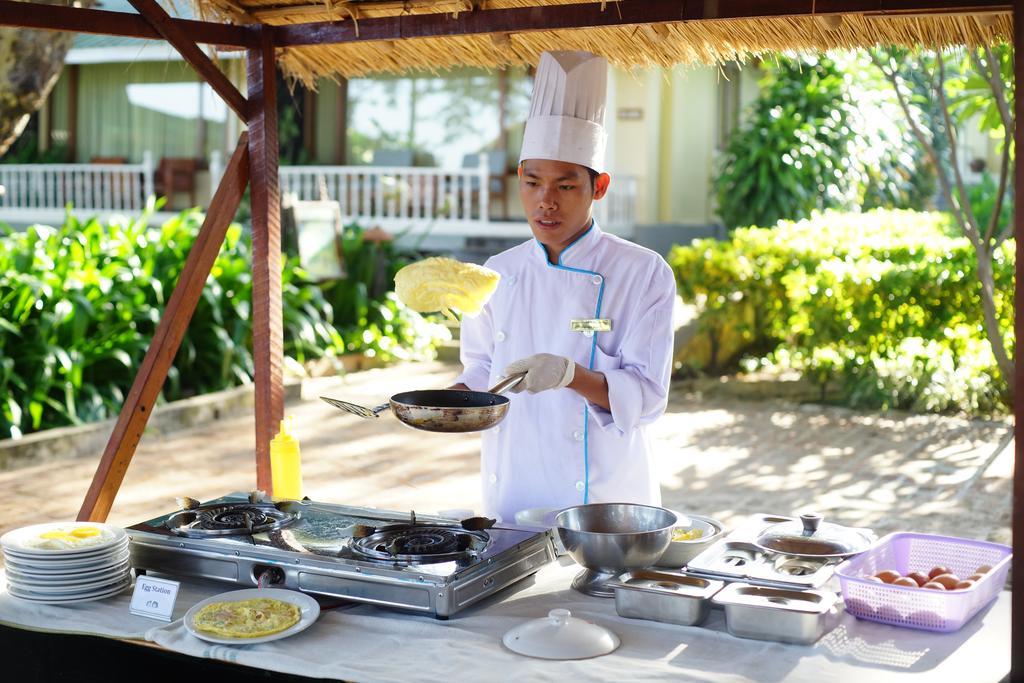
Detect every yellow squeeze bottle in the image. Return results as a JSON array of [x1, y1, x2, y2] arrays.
[[269, 417, 303, 500]]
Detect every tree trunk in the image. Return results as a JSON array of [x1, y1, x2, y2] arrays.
[[976, 249, 1015, 400], [0, 0, 92, 157]]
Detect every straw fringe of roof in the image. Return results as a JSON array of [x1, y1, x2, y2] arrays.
[[191, 0, 1012, 83]]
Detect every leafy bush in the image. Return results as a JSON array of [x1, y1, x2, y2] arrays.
[[317, 224, 448, 365], [669, 209, 1013, 414], [713, 55, 928, 230], [0, 208, 444, 438]]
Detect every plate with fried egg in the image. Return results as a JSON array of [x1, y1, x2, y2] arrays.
[[1, 522, 127, 557]]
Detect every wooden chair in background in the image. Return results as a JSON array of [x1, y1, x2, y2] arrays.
[[154, 157, 206, 209]]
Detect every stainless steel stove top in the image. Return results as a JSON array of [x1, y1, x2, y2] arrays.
[[127, 493, 556, 618]]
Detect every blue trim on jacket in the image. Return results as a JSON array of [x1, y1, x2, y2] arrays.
[[536, 220, 605, 504]]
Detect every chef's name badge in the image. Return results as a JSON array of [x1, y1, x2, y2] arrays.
[[570, 319, 612, 334]]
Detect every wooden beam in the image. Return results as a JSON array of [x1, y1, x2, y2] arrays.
[[128, 0, 248, 120], [1012, 2, 1023, 677], [77, 133, 251, 522], [247, 27, 284, 495], [0, 0, 254, 46], [273, 0, 1011, 47]]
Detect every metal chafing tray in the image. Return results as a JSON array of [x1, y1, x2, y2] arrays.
[[610, 570, 723, 627], [712, 582, 837, 645], [684, 513, 841, 589]]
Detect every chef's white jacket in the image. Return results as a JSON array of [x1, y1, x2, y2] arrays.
[[457, 221, 677, 522]]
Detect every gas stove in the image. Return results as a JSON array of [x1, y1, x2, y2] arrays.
[[127, 493, 556, 618]]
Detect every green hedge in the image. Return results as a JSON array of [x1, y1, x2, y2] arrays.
[[669, 209, 1013, 414], [0, 209, 445, 438]]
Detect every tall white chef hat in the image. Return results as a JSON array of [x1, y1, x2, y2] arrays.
[[519, 50, 608, 172]]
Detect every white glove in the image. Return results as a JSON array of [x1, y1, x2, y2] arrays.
[[503, 354, 575, 394]]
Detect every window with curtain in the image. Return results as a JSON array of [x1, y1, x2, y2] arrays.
[[346, 67, 531, 170], [72, 61, 230, 163]]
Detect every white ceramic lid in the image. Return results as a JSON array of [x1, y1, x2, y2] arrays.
[[502, 609, 620, 660]]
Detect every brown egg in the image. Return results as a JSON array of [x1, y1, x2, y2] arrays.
[[876, 606, 904, 623], [844, 597, 874, 618], [954, 579, 976, 590], [922, 582, 947, 590], [867, 576, 885, 583], [928, 566, 952, 579], [908, 610, 943, 628], [907, 571, 931, 587], [975, 564, 992, 575], [874, 570, 902, 584], [931, 573, 961, 590], [893, 577, 919, 587], [968, 573, 986, 582]]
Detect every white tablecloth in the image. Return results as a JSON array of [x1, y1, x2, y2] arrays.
[[0, 559, 1011, 682]]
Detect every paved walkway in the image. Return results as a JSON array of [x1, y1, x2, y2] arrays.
[[0, 361, 1012, 548]]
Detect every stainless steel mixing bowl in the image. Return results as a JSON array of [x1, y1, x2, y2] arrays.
[[555, 503, 677, 597]]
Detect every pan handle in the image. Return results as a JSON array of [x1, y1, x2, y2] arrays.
[[488, 371, 527, 396]]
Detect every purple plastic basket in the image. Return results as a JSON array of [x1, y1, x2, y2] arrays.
[[836, 532, 1011, 632]]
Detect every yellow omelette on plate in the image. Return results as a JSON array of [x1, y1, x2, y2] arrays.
[[394, 257, 500, 320], [192, 597, 301, 638]]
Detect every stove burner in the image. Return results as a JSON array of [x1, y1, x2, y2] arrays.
[[351, 526, 489, 563], [164, 503, 297, 537]]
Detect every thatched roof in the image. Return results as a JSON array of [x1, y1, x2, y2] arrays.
[[191, 0, 1013, 84]]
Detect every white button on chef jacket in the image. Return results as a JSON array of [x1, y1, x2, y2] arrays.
[[457, 222, 677, 522]]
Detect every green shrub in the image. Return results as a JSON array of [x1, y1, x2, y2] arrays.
[[713, 55, 927, 230], [669, 209, 1013, 414], [313, 223, 449, 365], [0, 208, 444, 438]]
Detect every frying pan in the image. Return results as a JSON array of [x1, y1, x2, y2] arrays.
[[320, 372, 525, 433]]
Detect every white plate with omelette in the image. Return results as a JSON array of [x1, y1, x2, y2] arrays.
[[184, 588, 320, 645]]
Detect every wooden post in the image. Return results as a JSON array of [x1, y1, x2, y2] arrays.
[[67, 64, 79, 162], [497, 68, 508, 218], [247, 27, 284, 494], [303, 86, 317, 162], [1012, 2, 1022, 676], [77, 134, 251, 522], [336, 77, 348, 165]]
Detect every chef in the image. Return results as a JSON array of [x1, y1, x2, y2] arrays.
[[451, 50, 677, 523]]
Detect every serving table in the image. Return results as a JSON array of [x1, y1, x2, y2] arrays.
[[0, 558, 1010, 682]]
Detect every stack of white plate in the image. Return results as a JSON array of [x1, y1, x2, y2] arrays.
[[1, 522, 132, 604]]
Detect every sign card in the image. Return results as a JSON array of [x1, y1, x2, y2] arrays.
[[129, 576, 180, 621]]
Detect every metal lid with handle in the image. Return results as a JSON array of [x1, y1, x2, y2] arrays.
[[754, 512, 874, 558]]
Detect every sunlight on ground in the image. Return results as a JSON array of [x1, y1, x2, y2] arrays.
[[0, 364, 1012, 551]]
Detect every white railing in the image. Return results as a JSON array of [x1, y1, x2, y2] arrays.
[[279, 155, 490, 236], [281, 158, 639, 239], [0, 152, 155, 214]]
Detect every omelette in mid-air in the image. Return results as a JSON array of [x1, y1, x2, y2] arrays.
[[394, 257, 500, 320], [192, 597, 301, 638]]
